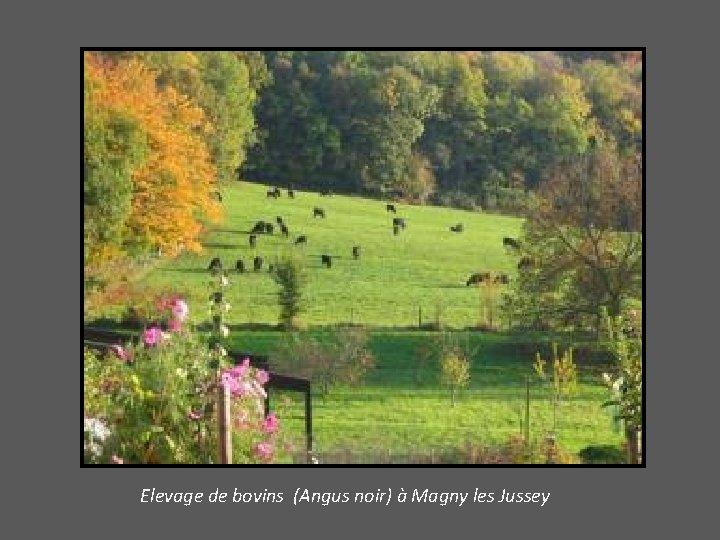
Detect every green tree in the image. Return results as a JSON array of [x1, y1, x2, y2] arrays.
[[440, 348, 471, 407], [270, 256, 307, 330], [505, 141, 643, 333]]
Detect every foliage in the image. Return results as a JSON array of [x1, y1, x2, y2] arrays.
[[600, 307, 642, 441], [578, 443, 627, 464], [270, 327, 375, 399], [533, 343, 578, 433], [439, 349, 471, 406], [270, 255, 307, 330], [83, 291, 285, 464], [84, 52, 222, 270], [504, 142, 642, 333]]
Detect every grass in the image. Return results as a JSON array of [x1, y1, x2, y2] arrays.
[[226, 330, 624, 460], [112, 180, 524, 328], [85, 181, 627, 462]]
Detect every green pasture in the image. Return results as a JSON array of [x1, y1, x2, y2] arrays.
[[135, 181, 524, 328], [225, 330, 623, 460]]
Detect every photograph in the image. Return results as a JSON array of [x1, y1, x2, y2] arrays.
[[83, 49, 644, 465]]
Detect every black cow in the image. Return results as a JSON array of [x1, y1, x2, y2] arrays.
[[321, 254, 332, 268], [235, 259, 245, 273], [253, 256, 264, 271], [280, 223, 289, 237], [450, 223, 464, 233], [288, 189, 295, 199], [249, 234, 257, 247], [208, 257, 222, 273], [352, 246, 361, 260], [264, 222, 274, 235], [313, 207, 326, 218], [266, 190, 278, 199], [295, 235, 307, 245], [393, 217, 406, 229], [386, 204, 396, 213], [503, 237, 521, 250], [276, 216, 284, 225], [251, 221, 266, 234], [518, 257, 535, 271], [466, 272, 491, 286], [273, 187, 281, 197], [494, 273, 510, 285]]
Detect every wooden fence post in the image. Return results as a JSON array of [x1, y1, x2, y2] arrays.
[[217, 383, 232, 464]]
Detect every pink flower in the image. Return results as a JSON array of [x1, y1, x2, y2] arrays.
[[111, 455, 124, 464], [255, 369, 270, 385], [109, 344, 128, 361], [142, 326, 163, 347], [253, 442, 274, 462], [170, 298, 189, 321], [167, 318, 182, 332], [262, 413, 279, 434]]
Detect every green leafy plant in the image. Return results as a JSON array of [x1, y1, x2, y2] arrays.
[[533, 343, 578, 434]]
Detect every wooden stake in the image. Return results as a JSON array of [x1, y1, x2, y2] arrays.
[[217, 383, 232, 464]]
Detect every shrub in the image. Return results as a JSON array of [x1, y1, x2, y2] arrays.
[[270, 256, 307, 330], [270, 327, 375, 400], [578, 444, 627, 464]]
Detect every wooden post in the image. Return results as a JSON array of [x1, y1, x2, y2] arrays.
[[305, 386, 313, 458], [418, 306, 422, 328], [217, 383, 232, 464], [525, 376, 531, 446]]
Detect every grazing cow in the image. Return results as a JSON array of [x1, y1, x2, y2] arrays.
[[264, 222, 274, 235], [288, 189, 295, 199], [249, 234, 257, 247], [321, 254, 332, 268], [280, 223, 289, 237], [266, 190, 278, 199], [503, 237, 521, 250], [466, 272, 491, 286], [494, 273, 510, 285], [235, 259, 245, 273], [393, 217, 406, 229], [313, 207, 326, 218], [273, 187, 281, 197], [276, 216, 284, 225], [386, 204, 396, 213], [253, 256, 264, 271], [352, 246, 361, 260], [251, 221, 266, 234], [518, 256, 535, 271], [295, 235, 307, 245], [450, 223, 464, 233], [208, 257, 222, 273]]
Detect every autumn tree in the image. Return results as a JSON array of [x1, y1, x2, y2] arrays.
[[84, 52, 221, 268], [504, 140, 642, 333]]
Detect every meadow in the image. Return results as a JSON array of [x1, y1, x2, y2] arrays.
[[87, 181, 625, 462], [132, 181, 524, 328]]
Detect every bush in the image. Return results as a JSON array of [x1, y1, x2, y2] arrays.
[[578, 444, 627, 464], [270, 328, 375, 399], [270, 256, 307, 330], [83, 289, 287, 464]]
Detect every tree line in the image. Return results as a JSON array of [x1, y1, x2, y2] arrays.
[[84, 50, 642, 287]]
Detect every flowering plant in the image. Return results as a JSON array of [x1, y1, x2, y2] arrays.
[[83, 281, 286, 464]]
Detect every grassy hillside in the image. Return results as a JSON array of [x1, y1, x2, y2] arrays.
[[136, 181, 525, 328]]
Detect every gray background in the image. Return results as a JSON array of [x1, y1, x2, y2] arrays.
[[4, 0, 713, 537]]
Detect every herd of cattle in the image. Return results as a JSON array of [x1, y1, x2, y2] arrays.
[[205, 186, 533, 287]]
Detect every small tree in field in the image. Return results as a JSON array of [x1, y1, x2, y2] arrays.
[[440, 348, 471, 407], [270, 327, 375, 401], [270, 256, 306, 330]]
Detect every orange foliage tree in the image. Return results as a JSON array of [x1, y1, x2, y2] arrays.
[[84, 52, 221, 262]]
